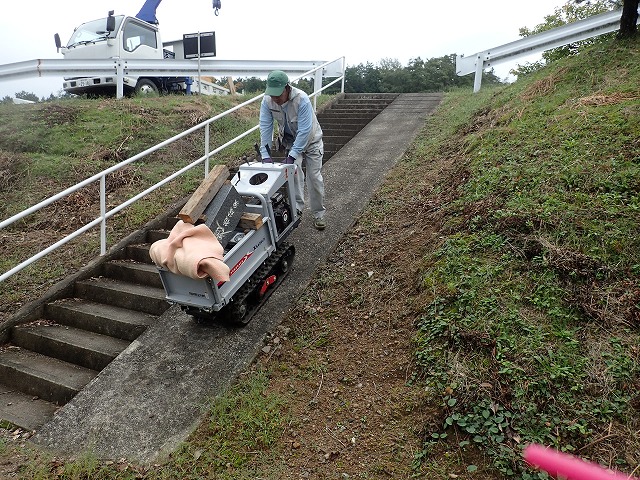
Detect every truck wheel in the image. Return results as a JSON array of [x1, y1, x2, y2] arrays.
[[135, 79, 159, 95]]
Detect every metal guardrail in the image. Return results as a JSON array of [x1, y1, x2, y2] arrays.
[[0, 57, 346, 283], [456, 7, 639, 92], [0, 58, 345, 98]]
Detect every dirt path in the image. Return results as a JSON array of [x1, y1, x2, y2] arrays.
[[246, 150, 459, 478]]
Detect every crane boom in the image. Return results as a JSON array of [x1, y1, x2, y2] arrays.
[[136, 0, 221, 24], [136, 0, 162, 24]]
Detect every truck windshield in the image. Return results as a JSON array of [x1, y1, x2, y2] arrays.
[[66, 16, 125, 47]]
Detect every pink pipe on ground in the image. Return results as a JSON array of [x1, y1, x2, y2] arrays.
[[523, 444, 635, 480]]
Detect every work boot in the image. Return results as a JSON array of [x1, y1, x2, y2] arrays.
[[313, 217, 326, 230]]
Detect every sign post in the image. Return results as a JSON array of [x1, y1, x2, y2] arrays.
[[183, 31, 217, 95]]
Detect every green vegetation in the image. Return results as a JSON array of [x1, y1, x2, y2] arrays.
[[168, 371, 289, 479], [2, 371, 289, 480], [0, 93, 262, 317], [407, 36, 640, 477]]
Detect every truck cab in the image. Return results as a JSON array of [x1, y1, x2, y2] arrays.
[[56, 5, 226, 97], [63, 14, 163, 60], [58, 12, 175, 96]]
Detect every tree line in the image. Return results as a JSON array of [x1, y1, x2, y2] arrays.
[[234, 54, 503, 95]]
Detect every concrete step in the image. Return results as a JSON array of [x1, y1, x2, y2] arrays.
[[163, 216, 180, 230], [318, 112, 378, 121], [0, 348, 97, 405], [322, 124, 366, 134], [146, 228, 170, 244], [45, 298, 156, 341], [11, 323, 130, 371], [328, 99, 391, 105], [342, 93, 399, 101], [103, 260, 163, 288], [325, 103, 391, 111], [318, 93, 395, 160], [321, 118, 371, 126], [315, 94, 397, 161], [126, 243, 153, 263], [0, 384, 59, 431], [322, 128, 371, 140], [324, 151, 339, 161], [320, 103, 384, 112], [74, 277, 170, 316], [0, 204, 181, 431], [320, 117, 373, 124], [324, 134, 354, 142], [323, 140, 351, 152], [322, 107, 386, 115], [328, 95, 397, 105]]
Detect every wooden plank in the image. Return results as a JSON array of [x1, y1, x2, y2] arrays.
[[178, 164, 229, 224], [238, 212, 263, 230]]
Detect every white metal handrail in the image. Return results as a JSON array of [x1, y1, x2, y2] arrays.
[[0, 58, 345, 99], [0, 58, 345, 81], [0, 57, 346, 283], [456, 7, 639, 92]]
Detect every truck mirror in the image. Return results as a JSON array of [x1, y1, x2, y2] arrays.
[[106, 12, 115, 32], [54, 33, 61, 52]]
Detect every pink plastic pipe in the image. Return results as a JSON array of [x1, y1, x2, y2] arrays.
[[523, 444, 636, 480]]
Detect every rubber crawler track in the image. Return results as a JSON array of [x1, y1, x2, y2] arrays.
[[188, 242, 295, 326]]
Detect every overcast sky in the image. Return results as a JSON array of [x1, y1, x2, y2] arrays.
[[0, 0, 565, 98]]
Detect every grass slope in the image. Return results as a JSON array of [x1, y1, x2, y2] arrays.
[[407, 36, 640, 478], [0, 95, 261, 322]]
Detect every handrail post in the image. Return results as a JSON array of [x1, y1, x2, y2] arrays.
[[205, 123, 210, 175], [313, 68, 323, 111], [100, 174, 107, 255]]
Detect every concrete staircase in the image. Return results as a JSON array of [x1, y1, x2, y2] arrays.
[[0, 219, 176, 431], [0, 93, 398, 433], [318, 93, 399, 160]]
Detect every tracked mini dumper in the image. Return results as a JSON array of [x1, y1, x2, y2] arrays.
[[155, 161, 300, 326]]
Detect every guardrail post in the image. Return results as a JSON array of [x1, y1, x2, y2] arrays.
[[116, 60, 124, 99], [474, 54, 485, 93]]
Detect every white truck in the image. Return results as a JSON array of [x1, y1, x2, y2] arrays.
[[54, 0, 226, 96]]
